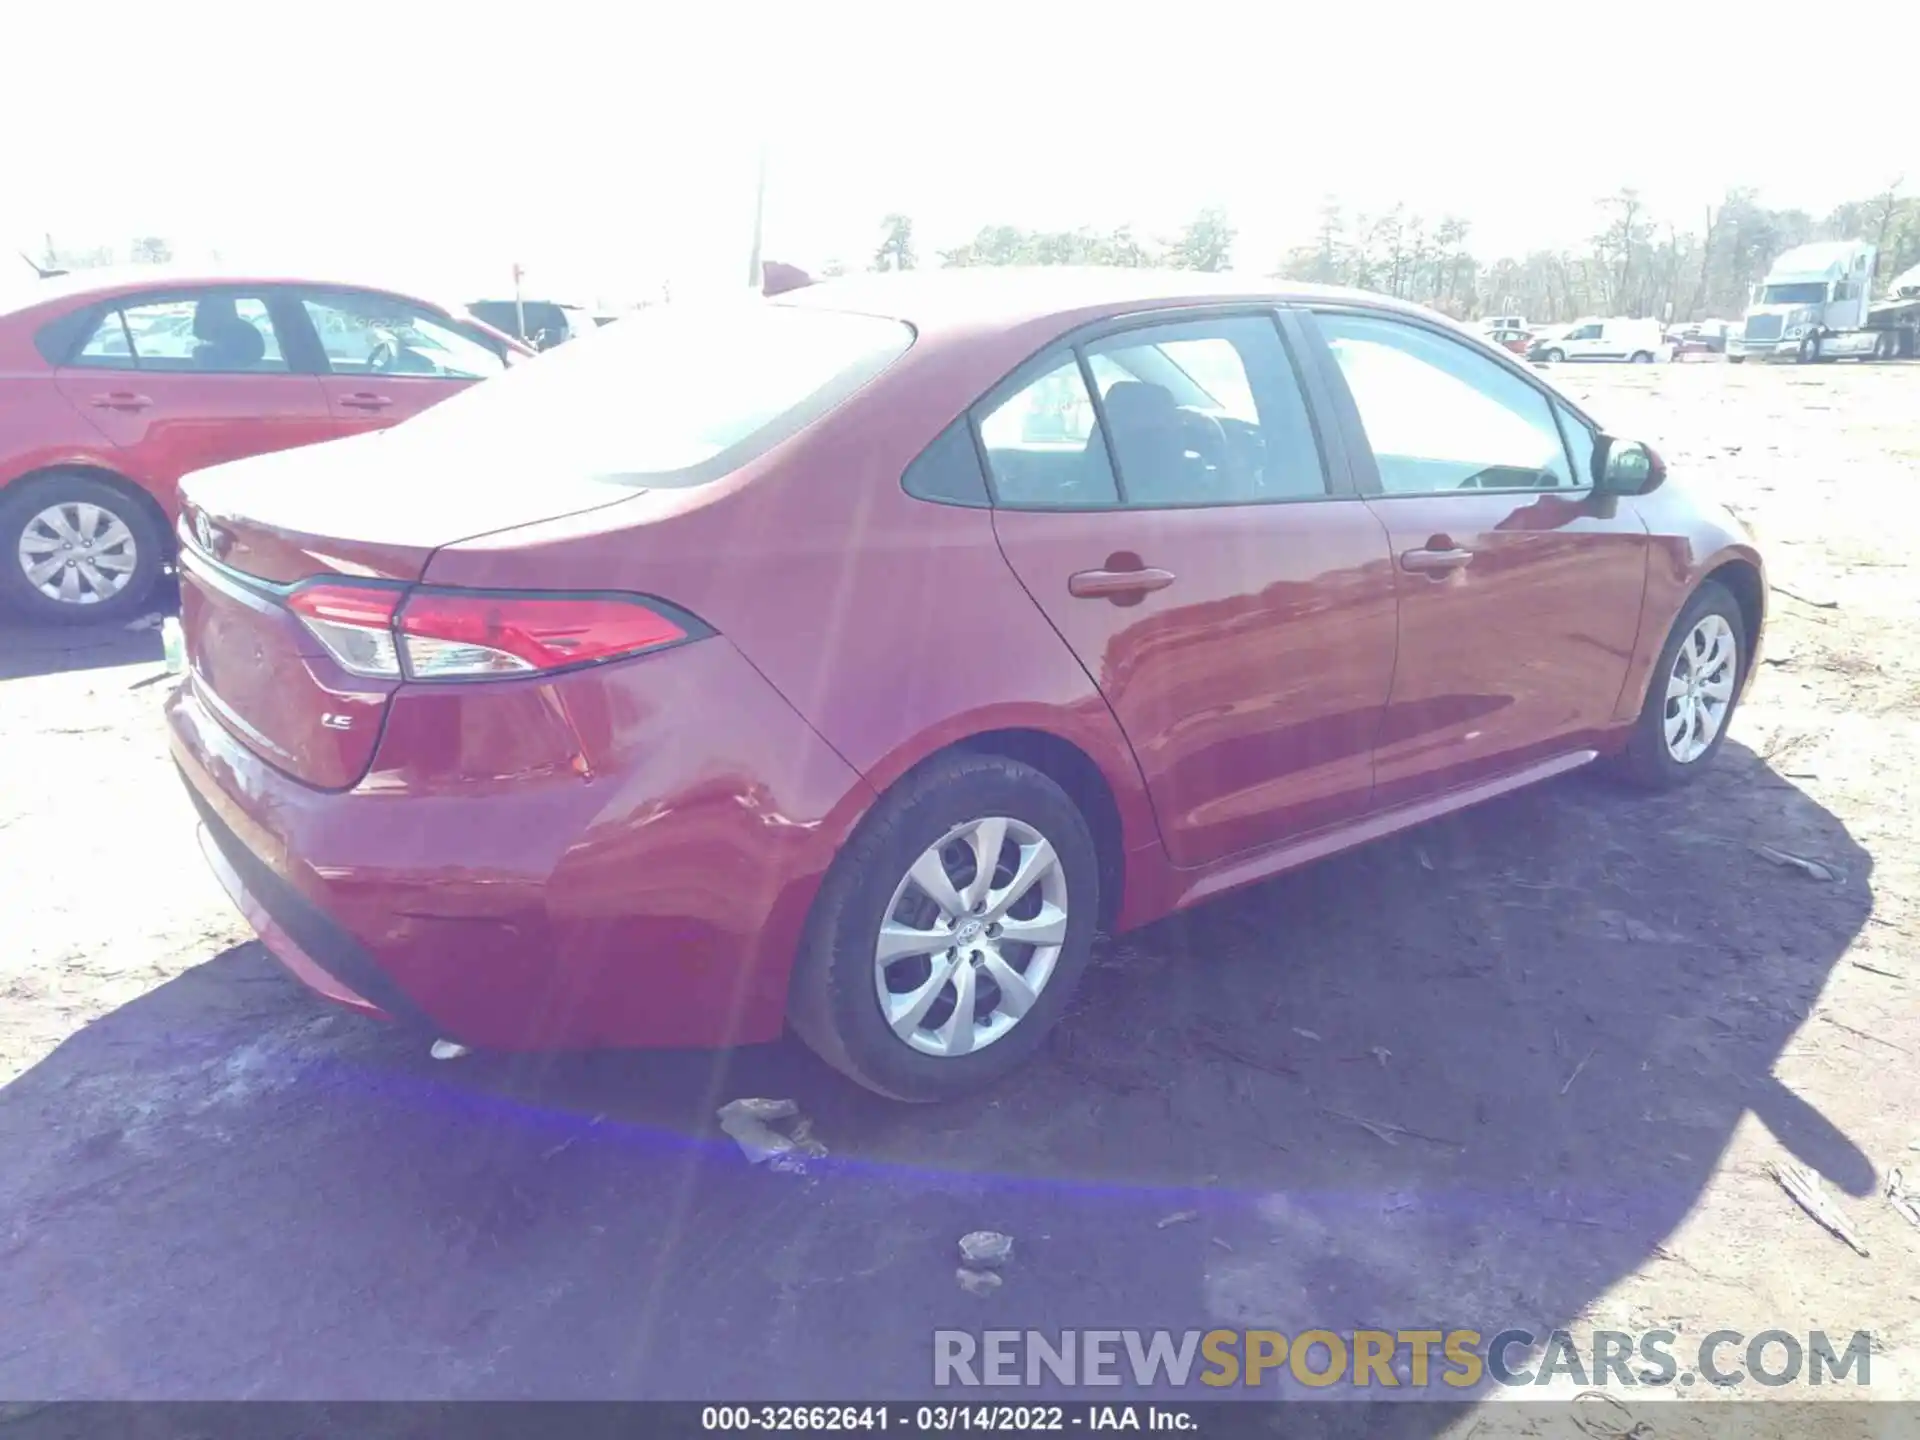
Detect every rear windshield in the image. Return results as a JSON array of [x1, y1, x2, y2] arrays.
[[391, 299, 913, 486]]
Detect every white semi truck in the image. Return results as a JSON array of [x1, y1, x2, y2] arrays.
[[1727, 240, 1920, 363]]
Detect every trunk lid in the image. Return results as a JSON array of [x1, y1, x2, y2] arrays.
[[176, 425, 644, 789], [177, 426, 642, 584]]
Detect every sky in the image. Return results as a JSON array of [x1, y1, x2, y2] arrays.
[[5, 0, 1913, 305]]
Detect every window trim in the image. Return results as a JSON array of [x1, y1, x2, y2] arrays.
[[1297, 305, 1604, 501], [965, 304, 1352, 514], [56, 287, 300, 376]]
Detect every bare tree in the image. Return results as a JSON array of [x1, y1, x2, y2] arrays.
[[1594, 188, 1651, 313], [1685, 203, 1721, 320], [1868, 180, 1906, 254]]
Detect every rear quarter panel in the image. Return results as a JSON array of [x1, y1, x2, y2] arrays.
[[0, 372, 131, 489], [422, 331, 1165, 904], [0, 308, 134, 491]]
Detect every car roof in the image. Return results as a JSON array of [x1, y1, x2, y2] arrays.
[[1, 264, 466, 321], [775, 266, 1437, 342]]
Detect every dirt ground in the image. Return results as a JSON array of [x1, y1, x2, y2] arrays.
[[1, 361, 1917, 1432]]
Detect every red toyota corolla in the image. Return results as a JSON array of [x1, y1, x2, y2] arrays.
[[167, 270, 1765, 1101], [0, 266, 528, 622]]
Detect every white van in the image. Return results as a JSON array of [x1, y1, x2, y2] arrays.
[[1532, 317, 1670, 364]]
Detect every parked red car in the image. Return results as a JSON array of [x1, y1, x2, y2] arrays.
[[168, 271, 1766, 1101], [1485, 326, 1534, 356], [0, 267, 530, 622]]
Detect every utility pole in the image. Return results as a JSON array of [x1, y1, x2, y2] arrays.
[[512, 262, 527, 342], [746, 141, 769, 289]]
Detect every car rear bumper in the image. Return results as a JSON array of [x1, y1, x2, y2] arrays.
[[192, 809, 400, 1023], [166, 637, 872, 1051]]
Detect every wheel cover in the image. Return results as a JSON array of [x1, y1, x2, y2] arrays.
[[873, 815, 1069, 1058], [17, 501, 139, 605], [1663, 614, 1738, 763]]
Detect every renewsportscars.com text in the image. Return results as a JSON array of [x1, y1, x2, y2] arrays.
[[933, 1328, 1872, 1390]]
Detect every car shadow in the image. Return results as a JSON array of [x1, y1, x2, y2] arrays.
[[0, 739, 1873, 1418], [0, 578, 176, 682]]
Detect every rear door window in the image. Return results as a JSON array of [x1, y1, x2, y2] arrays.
[[1082, 315, 1328, 505], [977, 356, 1119, 507], [71, 296, 288, 372]]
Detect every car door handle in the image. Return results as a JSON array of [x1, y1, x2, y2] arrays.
[[1400, 546, 1474, 576], [90, 392, 152, 411], [339, 392, 393, 411], [1068, 566, 1176, 600]]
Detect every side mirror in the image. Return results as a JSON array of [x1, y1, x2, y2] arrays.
[[1596, 437, 1667, 495]]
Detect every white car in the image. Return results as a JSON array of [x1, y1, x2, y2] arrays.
[[1531, 317, 1670, 364]]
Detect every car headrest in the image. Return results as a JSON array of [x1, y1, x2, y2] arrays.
[[192, 296, 240, 340], [1101, 380, 1178, 428]]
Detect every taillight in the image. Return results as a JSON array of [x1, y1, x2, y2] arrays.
[[287, 583, 698, 681], [287, 584, 404, 678], [399, 592, 690, 679]]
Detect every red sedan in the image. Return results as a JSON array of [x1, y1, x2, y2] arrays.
[[168, 271, 1766, 1101], [0, 267, 529, 622]]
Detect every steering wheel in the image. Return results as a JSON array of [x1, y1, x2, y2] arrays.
[[364, 333, 398, 373], [1171, 408, 1232, 485]]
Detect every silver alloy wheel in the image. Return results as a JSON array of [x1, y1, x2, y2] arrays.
[[17, 501, 140, 606], [1664, 613, 1738, 763], [873, 815, 1069, 1058]]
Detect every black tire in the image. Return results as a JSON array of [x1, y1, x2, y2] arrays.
[[1796, 336, 1821, 365], [0, 472, 165, 624], [787, 752, 1101, 1102], [1544, 348, 1566, 364], [1630, 350, 1654, 364], [1607, 580, 1747, 791], [1727, 355, 1745, 365]]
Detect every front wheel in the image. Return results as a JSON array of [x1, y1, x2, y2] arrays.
[[1608, 581, 1746, 790], [787, 752, 1100, 1102], [1796, 336, 1821, 364], [0, 473, 165, 624]]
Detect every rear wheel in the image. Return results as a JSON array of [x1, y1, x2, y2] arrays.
[[1630, 350, 1654, 364], [1609, 580, 1746, 790], [0, 472, 164, 624], [1544, 348, 1566, 363], [788, 752, 1100, 1102]]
